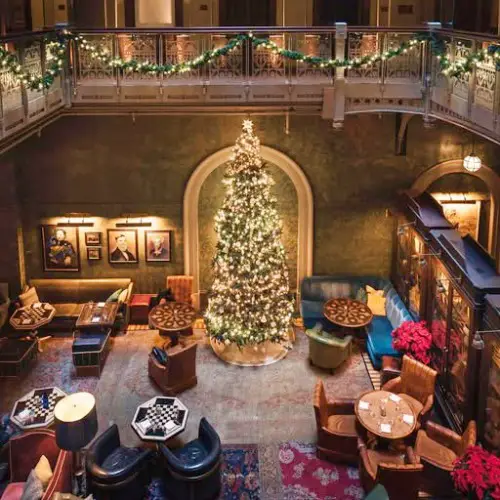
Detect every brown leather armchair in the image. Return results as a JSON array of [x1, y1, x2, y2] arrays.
[[166, 276, 194, 305], [0, 429, 72, 500], [414, 420, 476, 496], [313, 379, 358, 464], [358, 438, 423, 500], [381, 355, 437, 422], [148, 340, 198, 395]]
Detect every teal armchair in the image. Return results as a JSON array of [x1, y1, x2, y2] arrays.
[[305, 324, 353, 371]]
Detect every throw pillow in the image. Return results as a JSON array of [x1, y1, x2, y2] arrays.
[[20, 469, 44, 500], [355, 286, 368, 303], [106, 288, 123, 303], [19, 287, 40, 307], [34, 454, 53, 488], [366, 285, 386, 316], [117, 288, 129, 304]]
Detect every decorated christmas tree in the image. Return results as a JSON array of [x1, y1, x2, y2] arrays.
[[205, 119, 294, 346]]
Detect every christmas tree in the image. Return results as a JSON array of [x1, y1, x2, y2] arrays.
[[205, 119, 294, 346]]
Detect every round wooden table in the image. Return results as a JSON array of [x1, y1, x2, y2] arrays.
[[323, 298, 373, 329], [149, 302, 196, 346], [355, 390, 417, 440], [10, 303, 56, 352]]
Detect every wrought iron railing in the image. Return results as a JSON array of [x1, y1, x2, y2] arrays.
[[2, 25, 500, 144]]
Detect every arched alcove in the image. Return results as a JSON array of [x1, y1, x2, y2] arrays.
[[183, 146, 314, 304], [410, 159, 500, 262]]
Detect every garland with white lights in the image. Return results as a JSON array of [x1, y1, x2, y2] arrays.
[[0, 31, 498, 91]]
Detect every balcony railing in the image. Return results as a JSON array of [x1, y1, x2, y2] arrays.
[[1, 25, 500, 145]]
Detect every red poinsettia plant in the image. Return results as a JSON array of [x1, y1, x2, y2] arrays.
[[451, 446, 500, 500], [391, 320, 432, 365]]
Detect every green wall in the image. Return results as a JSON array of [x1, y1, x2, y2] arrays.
[[2, 112, 499, 294]]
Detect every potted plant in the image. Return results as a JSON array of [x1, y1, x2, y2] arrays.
[[451, 446, 500, 499], [391, 320, 432, 365]]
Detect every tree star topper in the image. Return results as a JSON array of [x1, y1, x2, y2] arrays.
[[242, 119, 254, 133]]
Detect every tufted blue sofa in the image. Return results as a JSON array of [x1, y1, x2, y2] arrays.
[[300, 276, 412, 370]]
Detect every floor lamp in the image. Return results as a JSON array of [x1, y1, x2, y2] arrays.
[[54, 392, 98, 496]]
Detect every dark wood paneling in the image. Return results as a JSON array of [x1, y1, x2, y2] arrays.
[[124, 0, 135, 27], [220, 0, 276, 26]]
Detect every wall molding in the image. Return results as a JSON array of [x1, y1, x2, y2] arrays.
[[183, 145, 314, 303], [410, 158, 500, 264]]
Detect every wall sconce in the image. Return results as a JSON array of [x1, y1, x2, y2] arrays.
[[116, 213, 152, 227], [411, 251, 441, 267], [471, 329, 500, 350], [397, 221, 416, 236], [57, 213, 94, 227]]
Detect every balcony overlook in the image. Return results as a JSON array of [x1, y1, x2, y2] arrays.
[[2, 24, 500, 149]]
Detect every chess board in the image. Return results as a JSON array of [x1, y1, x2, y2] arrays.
[[10, 303, 56, 331], [132, 396, 189, 442], [11, 387, 67, 430]]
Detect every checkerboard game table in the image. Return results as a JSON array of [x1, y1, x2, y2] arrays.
[[11, 387, 67, 430], [131, 396, 189, 442], [10, 302, 56, 351]]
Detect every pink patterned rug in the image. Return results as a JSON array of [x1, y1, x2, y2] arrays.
[[279, 441, 364, 500]]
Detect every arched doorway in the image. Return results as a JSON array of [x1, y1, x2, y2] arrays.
[[183, 146, 314, 306], [410, 159, 500, 263]]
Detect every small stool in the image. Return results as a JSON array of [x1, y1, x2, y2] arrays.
[[72, 329, 111, 376], [130, 294, 156, 324]]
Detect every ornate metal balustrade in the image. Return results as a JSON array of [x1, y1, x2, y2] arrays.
[[2, 25, 500, 147]]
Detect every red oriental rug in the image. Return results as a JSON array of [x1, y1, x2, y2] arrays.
[[279, 441, 364, 500]]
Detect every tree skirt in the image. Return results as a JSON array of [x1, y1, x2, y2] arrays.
[[210, 336, 291, 366], [279, 441, 364, 500]]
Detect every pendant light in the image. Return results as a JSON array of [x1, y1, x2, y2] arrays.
[[463, 138, 481, 172]]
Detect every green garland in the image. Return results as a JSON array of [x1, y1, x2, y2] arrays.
[[0, 30, 499, 92]]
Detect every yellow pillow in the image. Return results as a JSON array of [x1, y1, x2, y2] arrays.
[[19, 287, 40, 307], [34, 454, 53, 488], [366, 285, 386, 316], [118, 288, 129, 304]]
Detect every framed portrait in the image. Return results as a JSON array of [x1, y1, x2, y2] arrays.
[[85, 231, 102, 246], [87, 247, 102, 261], [107, 229, 139, 264], [145, 230, 172, 262], [41, 225, 80, 272]]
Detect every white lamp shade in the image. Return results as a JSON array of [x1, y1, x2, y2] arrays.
[[55, 392, 97, 451], [463, 154, 481, 172]]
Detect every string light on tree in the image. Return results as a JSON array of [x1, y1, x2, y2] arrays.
[[205, 119, 294, 347]]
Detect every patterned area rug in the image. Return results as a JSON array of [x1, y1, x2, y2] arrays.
[[279, 441, 363, 500], [146, 442, 363, 500], [147, 445, 261, 500]]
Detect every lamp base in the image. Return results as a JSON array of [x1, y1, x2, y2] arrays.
[[72, 451, 87, 497]]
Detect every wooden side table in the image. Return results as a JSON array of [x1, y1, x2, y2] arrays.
[[149, 303, 196, 346]]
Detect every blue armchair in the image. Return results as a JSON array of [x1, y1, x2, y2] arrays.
[[300, 276, 391, 331], [159, 418, 221, 500], [366, 288, 413, 370]]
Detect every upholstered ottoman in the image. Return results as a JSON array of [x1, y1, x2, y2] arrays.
[[130, 294, 155, 324], [72, 329, 111, 376]]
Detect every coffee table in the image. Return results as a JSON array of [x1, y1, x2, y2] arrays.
[[149, 302, 196, 346], [131, 396, 189, 442], [76, 302, 119, 331], [355, 390, 417, 440], [0, 338, 38, 377], [324, 298, 373, 329], [10, 302, 56, 351], [11, 387, 67, 430]]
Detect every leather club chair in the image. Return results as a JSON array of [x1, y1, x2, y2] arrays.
[[148, 340, 198, 395], [159, 417, 222, 500], [358, 437, 423, 500], [414, 420, 476, 496], [305, 325, 353, 372], [85, 424, 153, 500], [166, 275, 194, 305], [0, 429, 72, 500], [382, 355, 437, 423], [313, 379, 358, 464]]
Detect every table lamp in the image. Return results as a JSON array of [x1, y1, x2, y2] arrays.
[[54, 392, 97, 496]]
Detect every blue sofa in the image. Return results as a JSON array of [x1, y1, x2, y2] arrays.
[[300, 276, 412, 370]]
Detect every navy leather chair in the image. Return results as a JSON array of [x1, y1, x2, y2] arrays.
[[159, 418, 222, 500], [85, 424, 153, 500]]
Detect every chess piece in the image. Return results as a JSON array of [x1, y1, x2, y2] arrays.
[[42, 392, 50, 410]]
